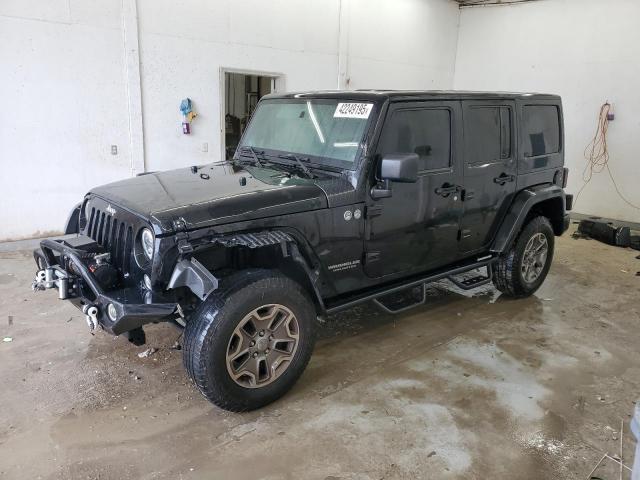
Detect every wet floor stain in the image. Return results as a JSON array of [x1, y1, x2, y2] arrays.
[[1, 229, 639, 479]]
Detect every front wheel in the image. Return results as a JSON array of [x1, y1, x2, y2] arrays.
[[183, 270, 316, 411], [493, 216, 555, 298]]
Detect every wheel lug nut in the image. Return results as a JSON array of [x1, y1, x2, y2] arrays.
[[259, 331, 265, 337], [265, 348, 270, 354], [250, 341, 255, 346], [252, 352, 258, 358]]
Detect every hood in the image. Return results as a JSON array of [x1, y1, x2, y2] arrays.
[[90, 163, 331, 234]]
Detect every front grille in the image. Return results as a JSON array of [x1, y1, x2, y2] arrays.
[[86, 206, 134, 274]]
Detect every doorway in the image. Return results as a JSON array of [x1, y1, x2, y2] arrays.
[[222, 70, 280, 160]]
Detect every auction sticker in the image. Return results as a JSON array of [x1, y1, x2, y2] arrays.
[[334, 103, 373, 119]]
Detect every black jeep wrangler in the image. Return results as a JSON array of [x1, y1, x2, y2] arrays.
[[32, 91, 572, 411]]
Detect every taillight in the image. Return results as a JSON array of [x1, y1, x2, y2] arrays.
[[562, 167, 569, 188]]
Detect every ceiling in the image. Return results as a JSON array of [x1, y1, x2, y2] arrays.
[[454, 0, 543, 6]]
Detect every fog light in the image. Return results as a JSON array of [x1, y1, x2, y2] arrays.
[[107, 303, 118, 321], [143, 274, 152, 291]]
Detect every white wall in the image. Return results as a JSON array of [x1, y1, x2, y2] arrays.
[[0, 0, 461, 240], [0, 0, 132, 240], [345, 0, 460, 90], [454, 0, 640, 223]]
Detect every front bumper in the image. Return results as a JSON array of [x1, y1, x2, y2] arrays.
[[33, 236, 178, 335]]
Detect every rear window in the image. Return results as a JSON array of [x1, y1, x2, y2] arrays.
[[523, 105, 560, 157]]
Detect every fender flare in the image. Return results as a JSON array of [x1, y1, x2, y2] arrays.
[[64, 203, 82, 234], [491, 184, 566, 254]]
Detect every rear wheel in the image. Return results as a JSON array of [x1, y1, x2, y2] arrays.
[[183, 270, 316, 411], [493, 216, 554, 298]]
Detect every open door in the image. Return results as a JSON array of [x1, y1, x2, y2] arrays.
[[223, 72, 277, 160]]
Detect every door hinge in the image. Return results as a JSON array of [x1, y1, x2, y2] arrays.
[[365, 205, 383, 219]]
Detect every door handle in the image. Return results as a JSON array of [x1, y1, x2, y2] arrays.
[[435, 183, 458, 197], [493, 173, 516, 185]]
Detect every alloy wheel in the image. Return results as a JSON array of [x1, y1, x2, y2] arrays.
[[521, 232, 548, 284], [225, 304, 300, 388]]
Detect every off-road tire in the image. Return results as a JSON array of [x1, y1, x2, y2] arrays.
[[493, 216, 555, 298], [183, 269, 316, 411]]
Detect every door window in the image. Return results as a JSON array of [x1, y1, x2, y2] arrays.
[[523, 105, 560, 157], [378, 108, 451, 171], [465, 106, 511, 165]]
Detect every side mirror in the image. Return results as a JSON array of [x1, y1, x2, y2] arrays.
[[380, 153, 419, 183], [371, 153, 419, 199]]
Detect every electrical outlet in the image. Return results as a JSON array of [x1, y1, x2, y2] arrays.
[[111, 145, 118, 155], [202, 142, 208, 153]]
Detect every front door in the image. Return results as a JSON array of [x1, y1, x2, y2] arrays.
[[364, 101, 463, 278], [459, 100, 517, 253]]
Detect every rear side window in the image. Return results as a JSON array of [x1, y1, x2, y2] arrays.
[[378, 108, 451, 171], [465, 106, 511, 165], [523, 105, 560, 157]]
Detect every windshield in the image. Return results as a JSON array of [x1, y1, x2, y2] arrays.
[[238, 98, 375, 169]]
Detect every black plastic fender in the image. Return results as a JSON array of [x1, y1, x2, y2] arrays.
[[491, 184, 566, 254], [64, 203, 82, 234]]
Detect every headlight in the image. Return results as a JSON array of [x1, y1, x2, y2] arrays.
[[141, 228, 154, 260]]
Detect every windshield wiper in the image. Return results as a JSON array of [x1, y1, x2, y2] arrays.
[[236, 146, 266, 167], [277, 154, 315, 179]]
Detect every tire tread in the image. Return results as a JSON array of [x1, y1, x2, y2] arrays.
[[183, 269, 315, 412], [493, 216, 554, 298]]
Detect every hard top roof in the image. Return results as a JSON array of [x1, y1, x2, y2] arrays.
[[263, 89, 560, 102]]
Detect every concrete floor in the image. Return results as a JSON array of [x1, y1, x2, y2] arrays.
[[1, 227, 639, 479]]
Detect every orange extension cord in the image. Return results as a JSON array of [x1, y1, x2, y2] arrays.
[[574, 102, 640, 210]]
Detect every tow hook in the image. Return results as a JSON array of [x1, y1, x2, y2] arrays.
[[32, 268, 70, 299], [32, 270, 47, 291], [83, 304, 99, 332]]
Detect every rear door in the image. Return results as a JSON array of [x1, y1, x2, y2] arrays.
[[458, 100, 517, 253], [363, 101, 463, 278]]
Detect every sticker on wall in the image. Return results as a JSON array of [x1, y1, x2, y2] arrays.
[[334, 103, 373, 119]]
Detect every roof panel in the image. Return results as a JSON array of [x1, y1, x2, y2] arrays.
[[263, 90, 560, 103]]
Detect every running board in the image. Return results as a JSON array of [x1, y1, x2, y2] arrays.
[[446, 264, 493, 291], [372, 284, 428, 314], [325, 258, 496, 315]]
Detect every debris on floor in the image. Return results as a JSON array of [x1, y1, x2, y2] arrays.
[[573, 217, 640, 250], [170, 341, 182, 350], [2, 226, 640, 479], [138, 347, 158, 358], [3, 337, 13, 342], [8, 315, 13, 325]]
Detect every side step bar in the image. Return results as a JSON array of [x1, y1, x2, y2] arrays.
[[372, 283, 428, 314], [325, 258, 496, 315], [447, 263, 493, 291]]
